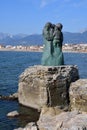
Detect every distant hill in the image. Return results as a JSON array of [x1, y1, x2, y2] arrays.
[[0, 31, 87, 46], [15, 34, 43, 46], [63, 31, 87, 43]]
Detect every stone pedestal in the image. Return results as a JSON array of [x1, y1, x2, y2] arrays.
[[69, 79, 87, 112], [18, 65, 79, 110]]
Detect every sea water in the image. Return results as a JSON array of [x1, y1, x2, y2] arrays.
[[0, 51, 87, 130]]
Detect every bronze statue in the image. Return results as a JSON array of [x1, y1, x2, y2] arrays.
[[41, 22, 64, 66]]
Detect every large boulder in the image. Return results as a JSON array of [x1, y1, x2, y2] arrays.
[[18, 65, 79, 109], [37, 110, 87, 130], [69, 79, 87, 112]]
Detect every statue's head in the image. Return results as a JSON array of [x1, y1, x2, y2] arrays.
[[44, 22, 52, 28], [52, 24, 55, 29], [56, 23, 63, 30]]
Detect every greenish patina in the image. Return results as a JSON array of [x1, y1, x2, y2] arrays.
[[41, 22, 64, 66]]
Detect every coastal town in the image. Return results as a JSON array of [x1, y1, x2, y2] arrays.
[[0, 43, 87, 53]]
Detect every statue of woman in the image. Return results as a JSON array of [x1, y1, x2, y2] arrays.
[[52, 23, 64, 65], [41, 22, 54, 65], [41, 22, 64, 66]]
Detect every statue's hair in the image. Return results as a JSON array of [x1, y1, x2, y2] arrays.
[[56, 23, 63, 30], [44, 22, 52, 27]]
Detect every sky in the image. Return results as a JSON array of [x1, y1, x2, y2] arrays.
[[0, 0, 87, 34]]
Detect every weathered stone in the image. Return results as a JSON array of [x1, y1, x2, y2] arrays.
[[14, 122, 38, 130], [24, 122, 38, 130], [15, 110, 87, 130], [37, 111, 87, 130], [69, 79, 87, 112], [39, 106, 66, 118], [7, 110, 19, 117], [14, 128, 23, 130], [18, 65, 79, 110]]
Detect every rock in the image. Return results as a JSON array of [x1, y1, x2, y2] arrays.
[[24, 122, 38, 130], [37, 111, 87, 130], [14, 122, 38, 130], [40, 106, 65, 118], [18, 65, 79, 110], [0, 92, 18, 100], [14, 128, 23, 130], [69, 79, 87, 112], [15, 110, 87, 130], [9, 92, 18, 99], [7, 110, 19, 117]]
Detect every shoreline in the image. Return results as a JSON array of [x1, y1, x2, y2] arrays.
[[0, 48, 87, 53], [0, 48, 42, 52]]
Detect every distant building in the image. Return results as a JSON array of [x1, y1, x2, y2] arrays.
[[0, 44, 5, 49]]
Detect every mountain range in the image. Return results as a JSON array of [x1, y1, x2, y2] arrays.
[[0, 31, 87, 46]]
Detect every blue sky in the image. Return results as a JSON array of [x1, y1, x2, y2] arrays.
[[0, 0, 87, 34]]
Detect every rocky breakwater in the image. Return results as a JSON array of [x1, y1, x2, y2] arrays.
[[18, 65, 79, 110]]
